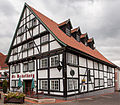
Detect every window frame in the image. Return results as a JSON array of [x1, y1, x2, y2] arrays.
[[23, 62, 28, 72], [40, 58, 48, 68], [50, 55, 59, 67], [50, 80, 59, 91]]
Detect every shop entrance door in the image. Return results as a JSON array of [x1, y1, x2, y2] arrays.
[[24, 80, 32, 94]]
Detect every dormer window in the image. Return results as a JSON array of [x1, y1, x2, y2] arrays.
[[76, 34, 80, 42], [58, 19, 72, 37], [66, 28, 71, 36]]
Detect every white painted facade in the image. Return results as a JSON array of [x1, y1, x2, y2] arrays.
[[7, 4, 115, 98]]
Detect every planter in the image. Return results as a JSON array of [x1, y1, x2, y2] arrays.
[[4, 97, 25, 104]]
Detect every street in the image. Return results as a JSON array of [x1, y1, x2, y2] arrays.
[[0, 92, 120, 105]]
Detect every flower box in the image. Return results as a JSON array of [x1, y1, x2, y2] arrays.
[[4, 97, 24, 104], [4, 92, 25, 104]]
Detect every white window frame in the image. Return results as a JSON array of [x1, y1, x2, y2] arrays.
[[50, 55, 59, 67], [67, 53, 77, 65], [40, 80, 48, 90], [40, 58, 48, 68], [66, 28, 70, 36], [51, 80, 59, 90], [23, 43, 27, 51], [23, 62, 28, 72], [41, 35, 48, 43], [16, 64, 20, 73], [28, 61, 34, 71], [13, 48, 17, 54], [11, 81, 16, 87], [68, 79, 78, 91]]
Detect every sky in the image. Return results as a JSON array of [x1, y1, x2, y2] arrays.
[[0, 0, 120, 66]]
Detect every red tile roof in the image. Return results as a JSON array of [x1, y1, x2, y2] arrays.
[[87, 38, 93, 43], [0, 53, 8, 70], [71, 27, 79, 33], [58, 19, 69, 27], [29, 5, 114, 65], [80, 33, 87, 38]]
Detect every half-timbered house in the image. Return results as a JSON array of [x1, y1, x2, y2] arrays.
[[6, 3, 116, 98]]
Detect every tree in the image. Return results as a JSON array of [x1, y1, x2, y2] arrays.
[[2, 80, 7, 93]]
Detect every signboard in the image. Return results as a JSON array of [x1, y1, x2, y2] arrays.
[[12, 74, 34, 78]]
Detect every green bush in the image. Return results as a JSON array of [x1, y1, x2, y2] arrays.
[[2, 80, 7, 93]]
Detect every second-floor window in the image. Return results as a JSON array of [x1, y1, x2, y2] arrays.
[[67, 53, 77, 65], [40, 58, 48, 68], [23, 63, 28, 72], [28, 61, 34, 71], [16, 64, 20, 73], [51, 56, 59, 67]]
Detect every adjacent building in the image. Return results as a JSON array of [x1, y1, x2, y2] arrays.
[[6, 3, 116, 98], [0, 52, 9, 89]]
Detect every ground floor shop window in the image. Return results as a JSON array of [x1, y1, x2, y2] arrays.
[[68, 79, 78, 91], [11, 81, 16, 87], [51, 80, 59, 90], [39, 80, 48, 90]]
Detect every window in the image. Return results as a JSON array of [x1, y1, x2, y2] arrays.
[[40, 58, 48, 68], [76, 34, 80, 42], [51, 80, 59, 90], [33, 18, 37, 26], [28, 41, 34, 48], [41, 80, 48, 90], [73, 55, 77, 65], [16, 81, 19, 87], [13, 48, 17, 54], [68, 53, 72, 64], [11, 81, 16, 87], [11, 65, 15, 73], [28, 61, 34, 71], [23, 44, 27, 51], [23, 63, 28, 72], [108, 79, 112, 86], [95, 79, 99, 87], [67, 53, 77, 65], [51, 56, 59, 67], [29, 18, 37, 28], [41, 35, 48, 43], [16, 64, 20, 73], [68, 79, 78, 90], [100, 79, 104, 87], [66, 28, 70, 36]]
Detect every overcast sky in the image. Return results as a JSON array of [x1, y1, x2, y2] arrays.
[[0, 0, 120, 66]]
